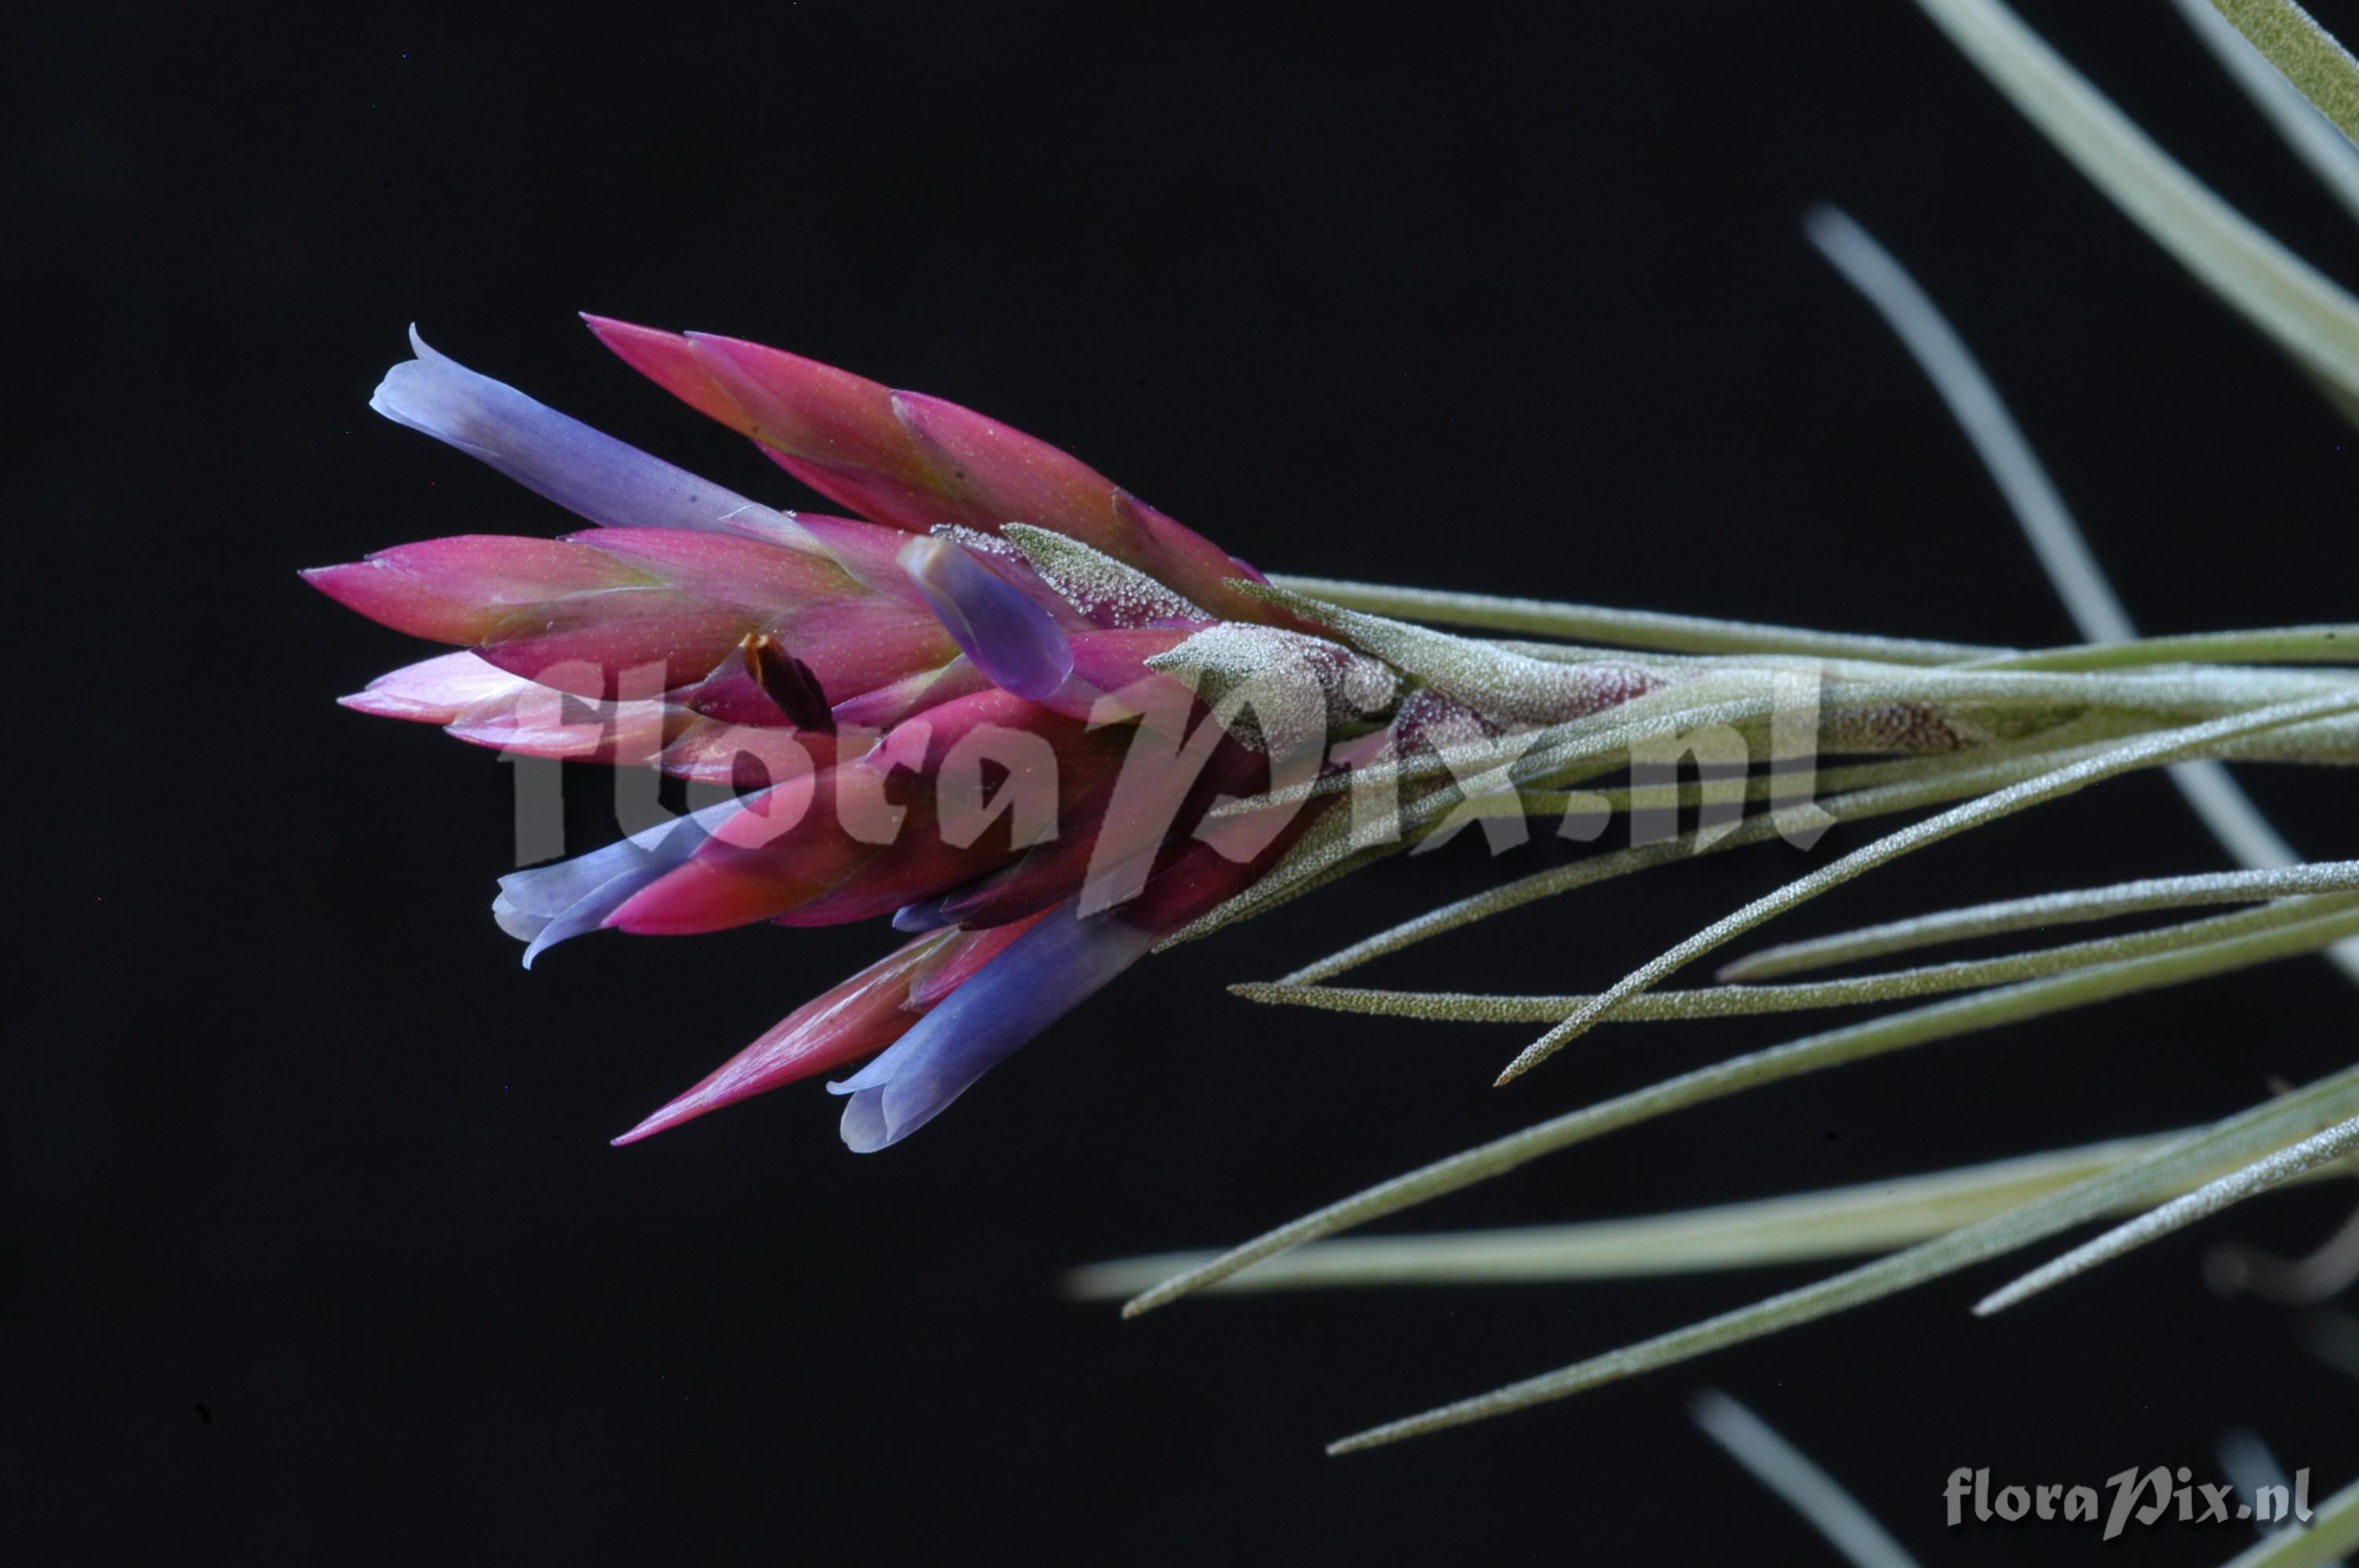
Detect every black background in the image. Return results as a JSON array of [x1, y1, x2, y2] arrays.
[[16, 2, 2359, 1561]]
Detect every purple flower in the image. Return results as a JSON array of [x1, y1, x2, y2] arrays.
[[492, 799, 740, 967], [897, 534, 1076, 701], [371, 327, 801, 543], [828, 898, 1159, 1151]]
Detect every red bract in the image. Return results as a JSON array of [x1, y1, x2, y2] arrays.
[[583, 317, 1281, 627], [309, 322, 1396, 1150]]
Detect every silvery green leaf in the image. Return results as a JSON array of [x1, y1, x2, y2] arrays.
[[1066, 1132, 2179, 1298], [1127, 902, 2359, 1319], [1323, 1063, 2359, 1452], [1913, 0, 2359, 408], [1975, 1112, 2359, 1314]]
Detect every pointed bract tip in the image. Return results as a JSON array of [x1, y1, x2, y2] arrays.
[[609, 1102, 688, 1147], [579, 311, 651, 344], [892, 898, 953, 934]]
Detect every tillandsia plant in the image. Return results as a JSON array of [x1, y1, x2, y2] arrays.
[[309, 0, 2359, 1557]]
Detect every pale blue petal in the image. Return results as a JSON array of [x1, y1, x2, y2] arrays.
[[890, 897, 956, 933], [898, 535, 1074, 701], [373, 327, 801, 542], [493, 798, 740, 967], [827, 899, 1154, 1151]]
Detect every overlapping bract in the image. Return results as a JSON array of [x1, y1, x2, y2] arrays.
[[307, 321, 1387, 1149], [580, 318, 1285, 626]]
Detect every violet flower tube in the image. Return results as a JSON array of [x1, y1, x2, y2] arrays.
[[828, 898, 1158, 1151], [493, 799, 742, 968], [897, 534, 1076, 702], [372, 327, 800, 542]]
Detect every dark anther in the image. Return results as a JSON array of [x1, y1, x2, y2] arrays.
[[740, 633, 835, 733]]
